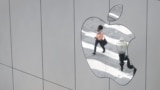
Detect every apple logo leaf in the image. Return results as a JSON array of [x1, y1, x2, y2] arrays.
[[81, 4, 137, 85], [108, 4, 123, 22]]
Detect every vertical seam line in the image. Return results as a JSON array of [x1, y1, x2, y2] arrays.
[[73, 0, 76, 90], [8, 0, 14, 90], [40, 0, 45, 90], [108, 0, 111, 90], [145, 0, 149, 90]]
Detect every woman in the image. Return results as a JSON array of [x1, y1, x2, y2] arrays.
[[93, 25, 106, 55]]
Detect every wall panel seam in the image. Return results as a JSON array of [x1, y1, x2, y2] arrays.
[[145, 0, 149, 90], [8, 0, 15, 90], [73, 0, 77, 90]]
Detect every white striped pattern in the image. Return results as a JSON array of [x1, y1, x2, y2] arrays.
[[82, 30, 120, 45], [87, 59, 133, 79], [82, 41, 119, 60], [103, 24, 133, 35], [109, 13, 120, 19]]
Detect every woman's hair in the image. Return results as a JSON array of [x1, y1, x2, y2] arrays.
[[98, 25, 103, 31]]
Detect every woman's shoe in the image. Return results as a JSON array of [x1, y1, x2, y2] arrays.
[[92, 52, 96, 55], [133, 68, 137, 75]]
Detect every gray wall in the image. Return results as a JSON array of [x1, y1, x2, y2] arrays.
[[147, 0, 160, 90], [0, 0, 159, 90]]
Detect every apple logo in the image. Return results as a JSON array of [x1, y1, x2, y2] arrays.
[[81, 4, 137, 85]]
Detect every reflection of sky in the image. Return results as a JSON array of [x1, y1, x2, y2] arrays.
[[87, 59, 133, 79]]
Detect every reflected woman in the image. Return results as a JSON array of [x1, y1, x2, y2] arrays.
[[93, 25, 106, 55]]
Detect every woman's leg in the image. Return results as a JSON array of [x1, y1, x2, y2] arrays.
[[93, 39, 98, 55], [100, 41, 105, 53], [125, 56, 134, 69], [119, 53, 125, 71], [125, 56, 137, 75]]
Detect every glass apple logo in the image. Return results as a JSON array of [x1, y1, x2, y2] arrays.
[[81, 4, 137, 85]]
